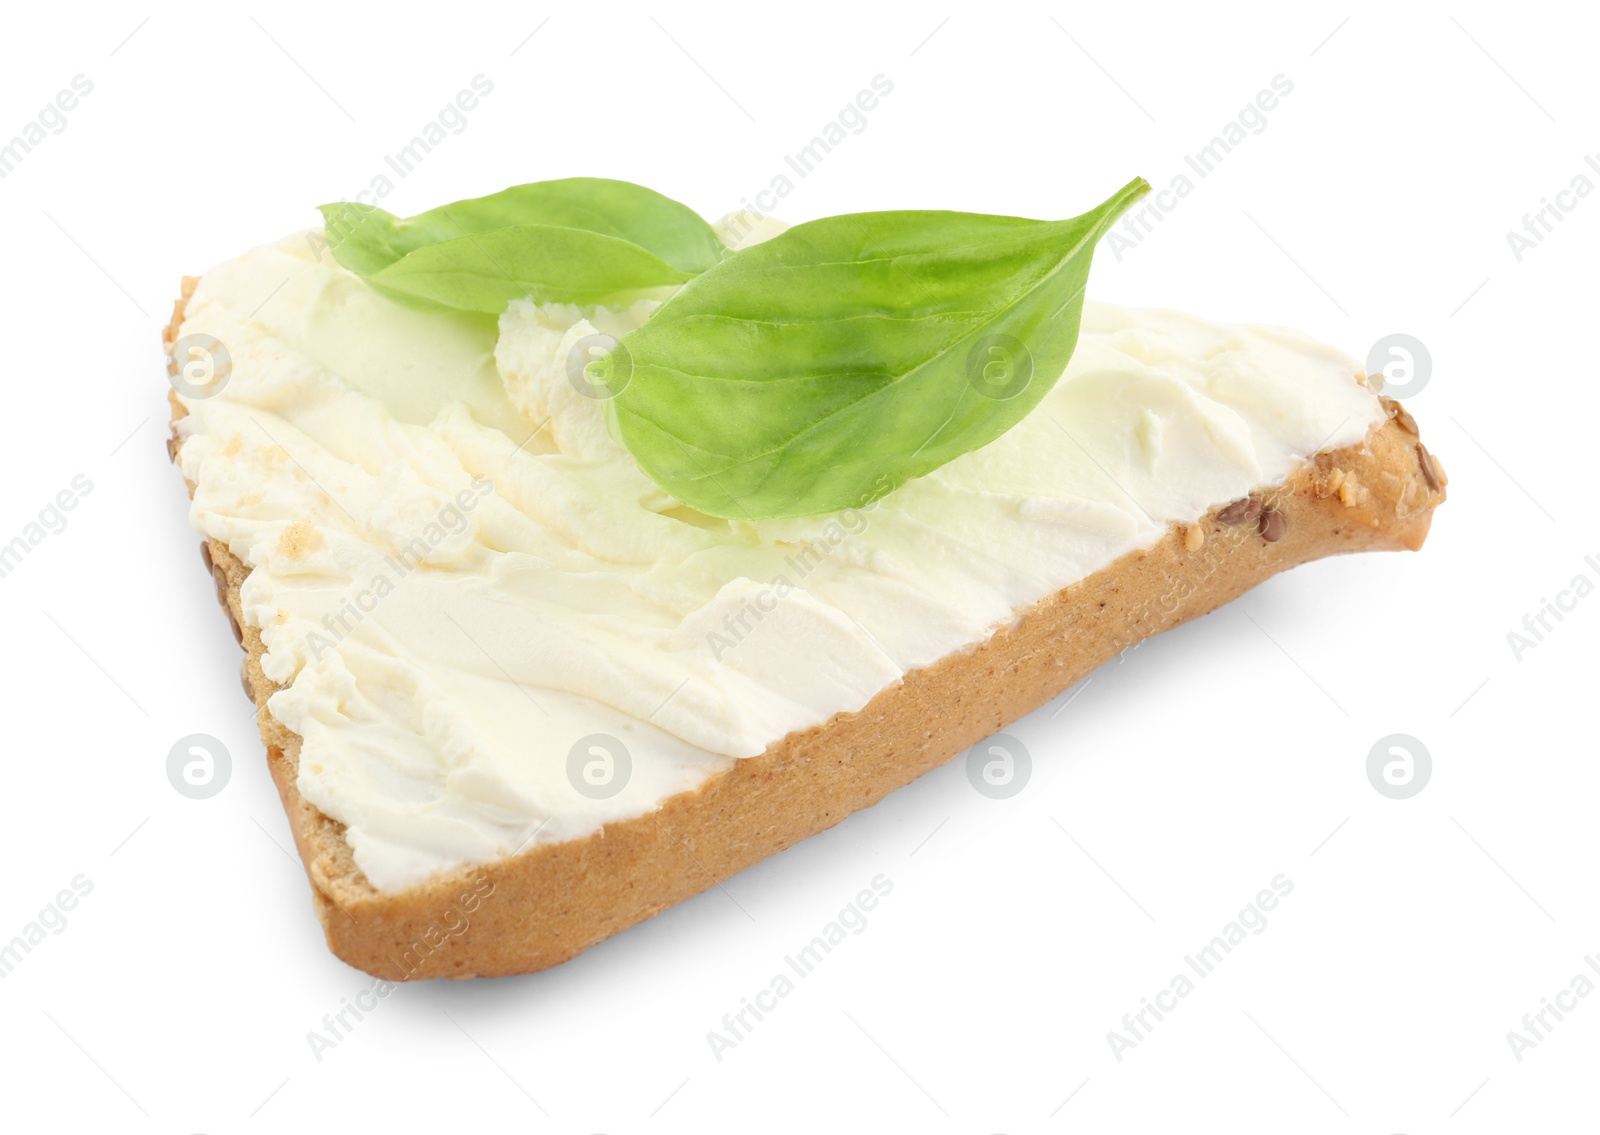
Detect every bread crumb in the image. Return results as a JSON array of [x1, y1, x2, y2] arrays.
[[277, 520, 321, 561]]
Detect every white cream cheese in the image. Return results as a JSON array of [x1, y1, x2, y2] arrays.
[[174, 227, 1383, 892]]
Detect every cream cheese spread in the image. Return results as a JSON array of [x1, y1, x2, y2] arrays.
[[173, 224, 1383, 892]]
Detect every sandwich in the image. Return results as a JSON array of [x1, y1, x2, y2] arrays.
[[165, 177, 1445, 978]]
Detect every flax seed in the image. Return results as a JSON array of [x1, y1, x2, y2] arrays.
[[1218, 497, 1261, 524], [1417, 443, 1441, 492]]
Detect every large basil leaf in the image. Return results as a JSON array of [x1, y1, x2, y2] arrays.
[[605, 177, 1150, 519], [316, 177, 724, 308]]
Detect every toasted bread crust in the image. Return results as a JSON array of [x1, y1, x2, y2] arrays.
[[168, 283, 1444, 979]]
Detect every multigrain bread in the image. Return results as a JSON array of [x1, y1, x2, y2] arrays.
[[165, 277, 1445, 979]]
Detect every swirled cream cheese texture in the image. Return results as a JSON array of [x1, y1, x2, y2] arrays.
[[174, 225, 1383, 891]]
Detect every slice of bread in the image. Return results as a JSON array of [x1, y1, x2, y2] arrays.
[[166, 278, 1445, 979]]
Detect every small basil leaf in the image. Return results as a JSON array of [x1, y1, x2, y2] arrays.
[[607, 177, 1151, 519], [364, 224, 695, 312], [316, 202, 408, 276], [318, 177, 723, 280], [400, 178, 726, 275]]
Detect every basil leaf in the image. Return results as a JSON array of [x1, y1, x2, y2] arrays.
[[363, 224, 696, 312], [403, 178, 726, 275], [317, 177, 724, 289], [606, 177, 1150, 519], [317, 202, 409, 275]]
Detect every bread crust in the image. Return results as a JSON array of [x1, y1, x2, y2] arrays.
[[167, 281, 1444, 979]]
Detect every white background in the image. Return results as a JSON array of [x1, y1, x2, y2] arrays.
[[1, 1, 1594, 1131]]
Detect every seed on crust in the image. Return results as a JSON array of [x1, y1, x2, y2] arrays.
[[1417, 442, 1441, 492], [166, 435, 180, 463], [200, 541, 213, 572], [226, 604, 244, 647], [1258, 507, 1287, 543], [1184, 524, 1205, 552], [1327, 467, 1346, 495], [1393, 405, 1418, 435], [1338, 476, 1358, 507], [241, 661, 254, 702], [212, 563, 229, 605], [1218, 496, 1261, 524]]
